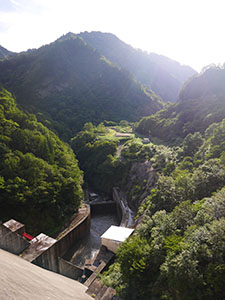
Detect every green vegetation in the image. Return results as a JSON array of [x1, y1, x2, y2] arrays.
[[70, 122, 131, 193], [99, 66, 225, 298], [71, 121, 174, 194], [0, 45, 15, 60], [102, 193, 225, 300], [179, 65, 225, 101], [0, 38, 225, 300], [101, 114, 225, 299], [0, 89, 83, 235], [136, 65, 225, 142], [79, 31, 196, 102], [0, 34, 162, 140]]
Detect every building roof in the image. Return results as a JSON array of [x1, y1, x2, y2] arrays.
[[101, 225, 134, 242], [3, 219, 24, 232], [114, 133, 131, 137], [21, 233, 57, 262]]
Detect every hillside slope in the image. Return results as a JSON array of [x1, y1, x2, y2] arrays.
[[79, 31, 196, 102], [0, 249, 92, 300], [0, 89, 83, 235], [179, 65, 225, 101], [100, 83, 225, 300], [136, 65, 225, 142], [0, 45, 15, 60], [0, 34, 162, 139]]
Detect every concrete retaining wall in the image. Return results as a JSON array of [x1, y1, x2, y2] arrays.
[[37, 206, 91, 272], [32, 241, 59, 273], [56, 206, 91, 258], [0, 223, 29, 255], [112, 187, 134, 227], [90, 201, 117, 215], [58, 257, 83, 280], [23, 206, 91, 274], [1, 206, 91, 281], [112, 188, 126, 226]]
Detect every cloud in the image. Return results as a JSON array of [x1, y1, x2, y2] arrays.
[[9, 0, 21, 7]]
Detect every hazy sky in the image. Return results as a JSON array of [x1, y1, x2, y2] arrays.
[[0, 0, 224, 71]]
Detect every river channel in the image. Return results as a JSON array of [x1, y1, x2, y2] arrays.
[[64, 209, 119, 267]]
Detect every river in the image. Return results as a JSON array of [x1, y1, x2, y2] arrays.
[[64, 211, 119, 267]]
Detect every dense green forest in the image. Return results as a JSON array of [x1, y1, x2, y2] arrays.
[[79, 31, 196, 102], [1, 33, 225, 300], [0, 89, 83, 235], [136, 65, 225, 142], [71, 122, 126, 193], [0, 34, 162, 140], [101, 115, 225, 299], [70, 65, 225, 299]]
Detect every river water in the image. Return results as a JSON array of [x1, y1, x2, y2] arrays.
[[65, 212, 119, 267]]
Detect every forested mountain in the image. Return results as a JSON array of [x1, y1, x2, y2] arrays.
[[0, 45, 15, 60], [79, 31, 196, 102], [1, 30, 225, 300], [136, 65, 225, 142], [99, 83, 225, 300], [0, 34, 162, 140], [180, 65, 225, 101], [0, 89, 83, 235], [70, 97, 225, 299]]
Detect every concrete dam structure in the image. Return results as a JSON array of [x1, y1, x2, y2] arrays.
[[0, 206, 91, 275], [0, 248, 92, 300], [0, 188, 134, 300]]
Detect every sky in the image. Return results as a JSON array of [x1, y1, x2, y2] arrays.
[[0, 0, 225, 72]]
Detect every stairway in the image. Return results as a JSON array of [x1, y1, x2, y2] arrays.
[[86, 278, 116, 300]]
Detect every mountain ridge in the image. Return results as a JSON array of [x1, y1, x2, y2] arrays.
[[78, 31, 197, 102], [0, 35, 162, 139], [0, 45, 15, 60], [136, 65, 225, 142]]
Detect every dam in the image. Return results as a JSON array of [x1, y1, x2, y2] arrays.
[[64, 212, 119, 267], [0, 187, 134, 300]]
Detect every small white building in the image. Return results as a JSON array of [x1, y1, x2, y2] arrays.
[[101, 225, 134, 253], [142, 138, 150, 144]]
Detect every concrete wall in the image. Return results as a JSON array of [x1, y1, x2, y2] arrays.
[[113, 187, 134, 227], [113, 187, 126, 226], [32, 241, 59, 273], [58, 257, 83, 280], [101, 237, 120, 253], [15, 225, 25, 236], [0, 223, 29, 255], [90, 201, 117, 215], [31, 207, 91, 273], [56, 206, 91, 258]]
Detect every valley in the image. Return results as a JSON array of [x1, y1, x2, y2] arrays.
[[0, 32, 225, 300]]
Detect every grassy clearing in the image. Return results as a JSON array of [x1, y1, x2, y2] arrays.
[[97, 126, 135, 143]]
